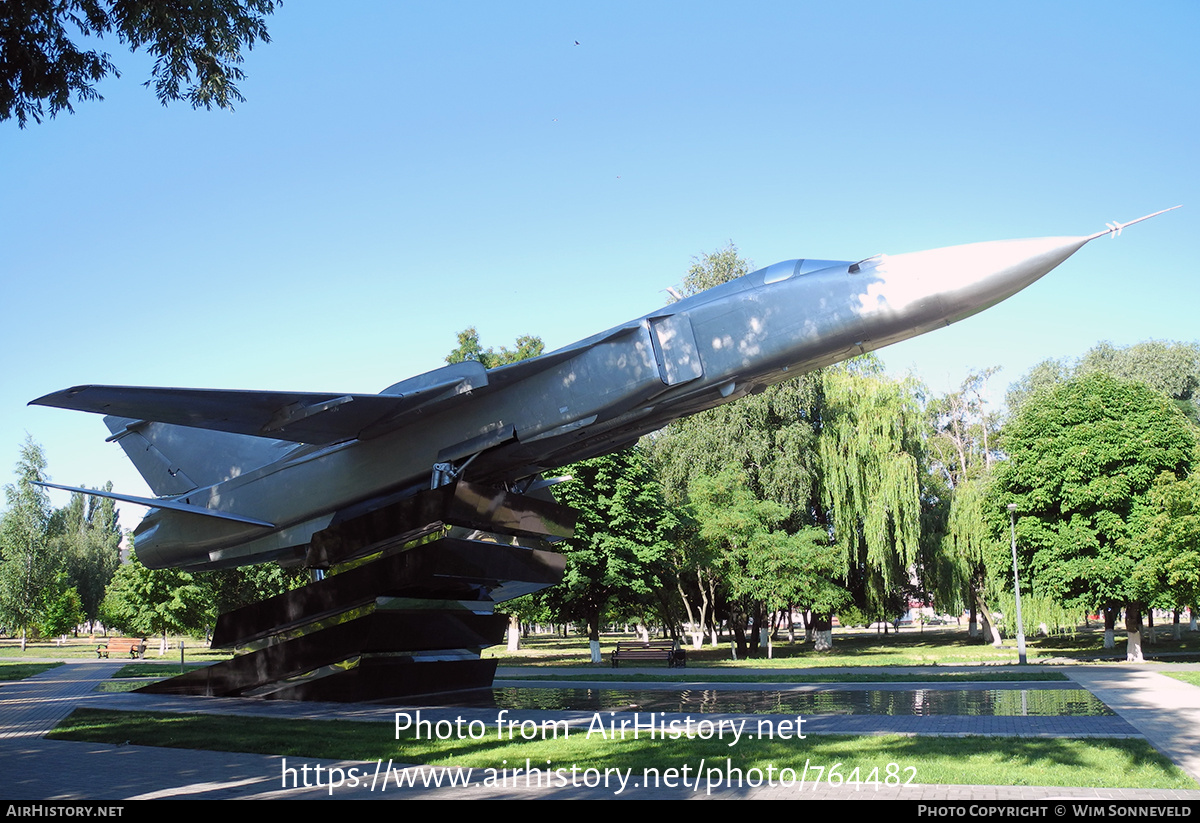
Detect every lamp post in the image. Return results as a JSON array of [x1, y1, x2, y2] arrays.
[[1007, 503, 1027, 664]]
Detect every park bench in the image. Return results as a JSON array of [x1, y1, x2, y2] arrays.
[[611, 639, 686, 668], [96, 637, 146, 659]]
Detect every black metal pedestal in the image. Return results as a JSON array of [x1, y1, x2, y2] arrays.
[[138, 481, 571, 701]]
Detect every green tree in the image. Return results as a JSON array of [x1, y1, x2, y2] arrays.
[[1078, 340, 1200, 425], [445, 327, 545, 368], [649, 377, 821, 519], [686, 468, 846, 655], [818, 360, 928, 635], [0, 438, 58, 649], [1, 0, 280, 127], [194, 562, 307, 630], [1005, 358, 1073, 416], [50, 487, 122, 631], [678, 242, 750, 295], [39, 580, 84, 638], [100, 551, 206, 653], [1007, 340, 1200, 423], [929, 369, 1007, 644], [992, 372, 1197, 661], [1133, 472, 1200, 636], [546, 448, 676, 661], [443, 327, 556, 653]]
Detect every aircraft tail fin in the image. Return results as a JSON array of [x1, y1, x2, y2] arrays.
[[103, 416, 296, 496]]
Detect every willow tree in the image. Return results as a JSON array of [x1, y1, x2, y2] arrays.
[[649, 378, 821, 520], [817, 359, 928, 649], [940, 477, 1004, 644], [928, 369, 1007, 643]]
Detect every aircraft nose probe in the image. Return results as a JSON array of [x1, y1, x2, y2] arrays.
[[1093, 205, 1181, 240]]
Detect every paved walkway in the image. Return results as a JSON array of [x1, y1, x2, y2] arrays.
[[4, 660, 1200, 800]]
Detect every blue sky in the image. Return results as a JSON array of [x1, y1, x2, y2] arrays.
[[2, 1, 1197, 528]]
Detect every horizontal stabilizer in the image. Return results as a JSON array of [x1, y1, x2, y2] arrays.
[[34, 482, 275, 528], [30, 380, 481, 445]]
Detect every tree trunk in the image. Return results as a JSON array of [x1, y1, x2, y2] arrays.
[[677, 580, 702, 649], [748, 602, 764, 655], [968, 602, 978, 637], [1103, 605, 1116, 649], [1125, 604, 1144, 663], [700, 571, 718, 646], [730, 619, 748, 658], [1147, 610, 1156, 646], [507, 613, 520, 652], [587, 607, 602, 663], [812, 612, 833, 651], [975, 594, 1002, 647], [1174, 609, 1182, 641]]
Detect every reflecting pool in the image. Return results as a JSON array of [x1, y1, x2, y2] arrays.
[[450, 688, 1113, 716]]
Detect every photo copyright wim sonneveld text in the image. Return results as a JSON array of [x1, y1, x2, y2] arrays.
[[278, 710, 917, 795]]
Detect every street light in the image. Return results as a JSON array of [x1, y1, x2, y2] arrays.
[[1007, 503, 1027, 665]]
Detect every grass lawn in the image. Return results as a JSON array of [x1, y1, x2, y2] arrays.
[[49, 708, 1197, 790], [8, 627, 1196, 669], [485, 627, 1200, 668], [0, 636, 232, 662], [0, 662, 63, 680], [1164, 672, 1200, 688], [506, 671, 1069, 684]]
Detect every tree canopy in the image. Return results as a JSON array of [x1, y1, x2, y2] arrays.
[[819, 360, 927, 615], [1135, 472, 1200, 615], [445, 327, 545, 368], [101, 549, 205, 650], [0, 438, 55, 646], [50, 486, 121, 627], [1, 0, 280, 127], [992, 371, 1198, 660], [549, 448, 676, 647], [1007, 340, 1200, 423]]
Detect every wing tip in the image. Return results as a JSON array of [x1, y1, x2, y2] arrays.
[[29, 385, 94, 408]]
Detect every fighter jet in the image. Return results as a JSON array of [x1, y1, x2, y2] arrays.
[[31, 210, 1177, 572]]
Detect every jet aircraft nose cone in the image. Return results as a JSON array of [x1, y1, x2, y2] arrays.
[[873, 234, 1093, 324]]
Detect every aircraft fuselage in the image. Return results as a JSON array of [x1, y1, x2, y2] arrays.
[[35, 221, 1157, 570]]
